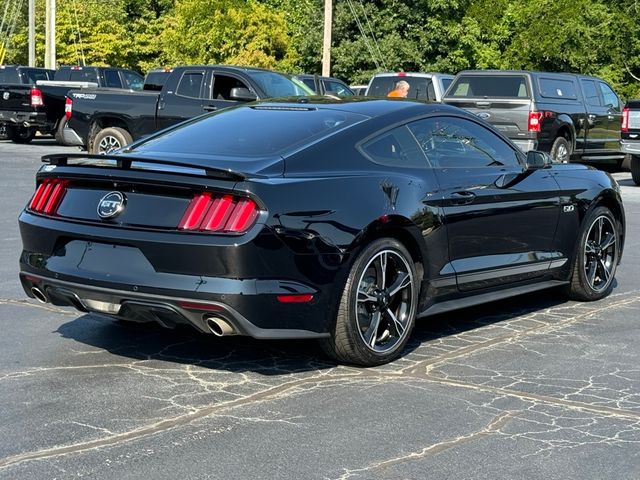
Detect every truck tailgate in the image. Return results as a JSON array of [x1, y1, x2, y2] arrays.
[[444, 98, 532, 137], [0, 84, 33, 112]]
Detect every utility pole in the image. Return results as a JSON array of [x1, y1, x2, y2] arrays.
[[322, 0, 332, 77], [44, 0, 55, 69], [28, 0, 35, 67]]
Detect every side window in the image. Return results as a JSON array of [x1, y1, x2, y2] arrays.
[[176, 72, 204, 98], [122, 71, 144, 91], [104, 70, 122, 88], [581, 80, 601, 107], [324, 80, 353, 96], [599, 82, 620, 110], [360, 126, 428, 168], [212, 74, 250, 101], [408, 116, 521, 168], [301, 78, 316, 91], [69, 69, 98, 83], [426, 81, 436, 102]]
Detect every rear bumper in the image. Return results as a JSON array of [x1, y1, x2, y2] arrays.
[[511, 139, 538, 153], [620, 139, 640, 156], [0, 109, 49, 128], [62, 125, 84, 146]]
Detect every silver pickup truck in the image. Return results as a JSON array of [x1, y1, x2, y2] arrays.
[[621, 99, 640, 185]]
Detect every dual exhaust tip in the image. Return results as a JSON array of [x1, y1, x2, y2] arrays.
[[31, 286, 48, 304]]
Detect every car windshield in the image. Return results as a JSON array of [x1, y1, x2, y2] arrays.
[[250, 71, 314, 97], [131, 105, 368, 158]]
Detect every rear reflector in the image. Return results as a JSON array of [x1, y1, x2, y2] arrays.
[[178, 193, 259, 233], [28, 179, 68, 215], [30, 88, 44, 107], [276, 294, 314, 303], [622, 107, 629, 133], [178, 301, 225, 312]]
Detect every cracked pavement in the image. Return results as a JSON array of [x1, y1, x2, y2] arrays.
[[1, 140, 639, 479]]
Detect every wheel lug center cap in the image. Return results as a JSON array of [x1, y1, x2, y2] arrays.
[[376, 291, 390, 308]]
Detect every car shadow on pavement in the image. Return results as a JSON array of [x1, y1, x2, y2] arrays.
[[55, 288, 571, 374]]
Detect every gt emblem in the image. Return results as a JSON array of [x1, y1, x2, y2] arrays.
[[97, 191, 126, 219], [2, 92, 9, 100], [563, 205, 575, 213]]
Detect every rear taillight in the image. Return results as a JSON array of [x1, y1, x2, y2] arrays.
[[28, 179, 68, 215], [178, 193, 259, 233], [528, 111, 542, 132], [622, 107, 629, 133], [65, 97, 73, 120], [30, 88, 44, 107]]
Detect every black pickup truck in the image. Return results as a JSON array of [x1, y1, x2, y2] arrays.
[[0, 65, 143, 144], [621, 100, 640, 185], [444, 70, 625, 166], [0, 65, 54, 141], [64, 65, 313, 153]]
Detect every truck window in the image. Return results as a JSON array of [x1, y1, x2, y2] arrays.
[[104, 70, 123, 88], [323, 80, 353, 96], [580, 79, 601, 107], [69, 69, 98, 83], [22, 69, 52, 84], [449, 75, 529, 99], [538, 77, 577, 99], [441, 78, 453, 93], [212, 75, 250, 100], [367, 76, 435, 101], [122, 71, 144, 91], [598, 82, 620, 110], [0, 68, 20, 83], [176, 72, 204, 98]]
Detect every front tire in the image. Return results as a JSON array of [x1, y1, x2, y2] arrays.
[[90, 127, 132, 154], [321, 238, 418, 366], [550, 136, 571, 163], [631, 155, 640, 186], [566, 206, 620, 301]]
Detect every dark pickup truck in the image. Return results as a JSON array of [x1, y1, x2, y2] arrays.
[[0, 65, 143, 144], [443, 70, 625, 166], [621, 100, 640, 185], [64, 65, 313, 154], [0, 65, 54, 141]]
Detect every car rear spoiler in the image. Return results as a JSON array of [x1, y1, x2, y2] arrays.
[[41, 153, 250, 181]]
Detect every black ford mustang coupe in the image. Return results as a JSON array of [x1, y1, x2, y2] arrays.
[[18, 99, 625, 366]]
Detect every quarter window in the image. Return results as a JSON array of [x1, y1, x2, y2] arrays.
[[177, 72, 204, 98], [599, 82, 620, 110], [408, 117, 521, 168], [581, 80, 601, 107], [361, 126, 428, 168], [104, 70, 122, 88]]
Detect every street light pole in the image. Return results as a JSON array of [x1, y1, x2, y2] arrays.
[[322, 0, 332, 77], [44, 0, 55, 69], [28, 0, 35, 67]]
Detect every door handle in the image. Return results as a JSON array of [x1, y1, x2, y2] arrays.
[[607, 115, 614, 120], [449, 191, 476, 205], [203, 105, 217, 112]]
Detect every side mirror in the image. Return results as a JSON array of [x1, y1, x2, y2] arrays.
[[230, 87, 257, 102], [526, 150, 552, 169]]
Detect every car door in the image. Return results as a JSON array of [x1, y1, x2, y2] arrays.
[[597, 81, 622, 153], [206, 71, 255, 111], [156, 69, 207, 130], [408, 115, 561, 291], [579, 78, 612, 153]]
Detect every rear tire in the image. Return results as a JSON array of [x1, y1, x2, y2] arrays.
[[631, 155, 640, 186], [550, 136, 571, 163], [565, 206, 620, 301], [6, 125, 36, 144], [90, 127, 132, 154], [320, 238, 418, 366], [54, 116, 68, 145], [0, 125, 7, 140]]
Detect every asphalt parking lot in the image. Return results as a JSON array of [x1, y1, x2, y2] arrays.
[[1, 138, 639, 479]]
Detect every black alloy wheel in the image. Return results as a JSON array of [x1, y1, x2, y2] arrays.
[[566, 206, 619, 300], [322, 238, 418, 366]]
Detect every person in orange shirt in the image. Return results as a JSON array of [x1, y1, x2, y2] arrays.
[[387, 80, 410, 98]]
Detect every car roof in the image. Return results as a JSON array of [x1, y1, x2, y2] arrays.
[[371, 72, 454, 79]]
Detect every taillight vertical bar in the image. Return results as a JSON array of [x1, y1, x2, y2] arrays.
[[29, 180, 50, 210], [201, 195, 234, 231], [622, 107, 629, 133], [65, 96, 73, 120], [42, 181, 68, 215], [178, 193, 212, 230], [34, 182, 55, 211], [224, 199, 258, 232]]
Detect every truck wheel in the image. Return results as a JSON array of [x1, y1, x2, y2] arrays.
[[54, 116, 69, 145], [6, 125, 36, 144], [631, 155, 640, 186], [550, 136, 571, 163], [91, 127, 133, 154]]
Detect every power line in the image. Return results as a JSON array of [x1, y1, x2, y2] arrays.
[[345, 0, 382, 71]]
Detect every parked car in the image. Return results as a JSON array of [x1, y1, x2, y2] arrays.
[[621, 100, 640, 184], [0, 65, 55, 142], [19, 98, 625, 366], [365, 72, 454, 102], [0, 65, 144, 144], [64, 65, 314, 154], [444, 70, 625, 165], [350, 85, 368, 95], [293, 74, 354, 96]]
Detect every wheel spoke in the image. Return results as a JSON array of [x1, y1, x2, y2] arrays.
[[596, 217, 604, 244], [386, 308, 405, 337], [376, 252, 388, 289], [598, 259, 611, 282], [586, 259, 597, 287], [585, 242, 596, 254], [599, 232, 616, 251], [387, 271, 411, 298], [364, 311, 382, 347], [357, 289, 377, 304]]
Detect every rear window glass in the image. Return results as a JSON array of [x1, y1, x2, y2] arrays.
[[131, 106, 368, 158], [538, 77, 577, 99], [448, 75, 529, 98], [366, 76, 436, 101], [22, 69, 52, 83], [0, 68, 20, 83], [144, 71, 171, 91], [68, 69, 98, 83], [441, 78, 453, 93]]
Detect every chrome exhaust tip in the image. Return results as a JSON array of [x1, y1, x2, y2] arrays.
[[31, 286, 48, 304], [205, 316, 236, 337]]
